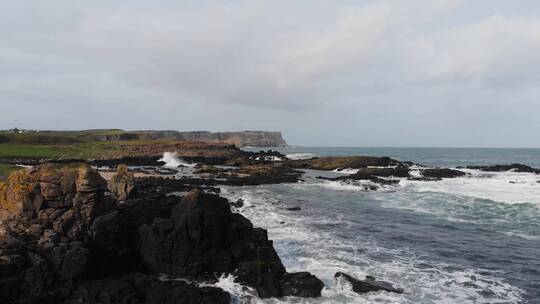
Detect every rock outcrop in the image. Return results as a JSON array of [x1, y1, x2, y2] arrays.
[[108, 164, 135, 201], [335, 272, 403, 294], [288, 156, 403, 171], [465, 163, 540, 174], [0, 163, 108, 222], [0, 164, 116, 303], [138, 189, 324, 298], [0, 164, 323, 303], [420, 168, 466, 179], [66, 273, 230, 304]]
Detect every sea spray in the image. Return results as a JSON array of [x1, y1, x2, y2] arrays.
[[286, 153, 317, 160], [158, 152, 197, 168]]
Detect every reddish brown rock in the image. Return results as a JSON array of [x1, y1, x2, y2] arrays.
[[108, 164, 135, 201]]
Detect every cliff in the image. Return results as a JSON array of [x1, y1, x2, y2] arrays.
[[90, 130, 288, 147]]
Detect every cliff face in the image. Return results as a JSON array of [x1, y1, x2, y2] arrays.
[[150, 131, 288, 147], [90, 131, 288, 147]]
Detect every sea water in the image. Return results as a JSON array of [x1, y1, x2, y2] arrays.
[[217, 147, 540, 303]]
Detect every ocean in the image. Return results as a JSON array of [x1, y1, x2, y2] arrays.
[[215, 147, 540, 303]]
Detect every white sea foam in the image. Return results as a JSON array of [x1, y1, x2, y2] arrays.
[[219, 186, 525, 304], [500, 230, 540, 240], [286, 153, 317, 160], [254, 156, 283, 161], [401, 169, 540, 205], [296, 179, 398, 193], [158, 152, 196, 168], [332, 168, 360, 174]]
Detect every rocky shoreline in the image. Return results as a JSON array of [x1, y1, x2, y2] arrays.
[[1, 148, 538, 303]]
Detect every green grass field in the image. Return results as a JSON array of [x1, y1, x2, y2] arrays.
[[0, 163, 24, 181], [0, 130, 126, 159]]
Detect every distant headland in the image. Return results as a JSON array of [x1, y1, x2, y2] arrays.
[[0, 129, 288, 147]]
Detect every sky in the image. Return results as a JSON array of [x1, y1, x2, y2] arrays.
[[1, 0, 539, 147]]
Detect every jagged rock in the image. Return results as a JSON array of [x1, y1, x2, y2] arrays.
[[108, 164, 135, 201], [194, 165, 220, 175], [280, 272, 325, 297], [346, 166, 410, 179], [421, 168, 466, 179], [66, 273, 230, 304], [335, 272, 403, 294], [466, 163, 540, 174], [288, 156, 402, 171], [138, 189, 323, 298], [231, 198, 244, 208], [0, 164, 107, 222], [0, 163, 322, 303]]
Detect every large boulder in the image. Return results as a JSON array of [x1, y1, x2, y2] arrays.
[[138, 189, 324, 298]]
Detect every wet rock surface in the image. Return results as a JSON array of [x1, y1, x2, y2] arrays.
[[66, 273, 230, 304], [465, 163, 540, 174], [138, 189, 324, 298], [335, 272, 404, 294], [420, 168, 466, 179]]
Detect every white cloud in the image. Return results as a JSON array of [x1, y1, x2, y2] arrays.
[[407, 15, 540, 87], [65, 0, 462, 110]]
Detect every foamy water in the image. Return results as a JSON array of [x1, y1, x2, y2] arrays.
[[401, 169, 540, 205], [195, 147, 540, 302], [220, 180, 533, 303], [286, 153, 318, 160], [158, 152, 197, 168]]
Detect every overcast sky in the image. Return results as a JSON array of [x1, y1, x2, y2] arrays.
[[1, 0, 539, 147]]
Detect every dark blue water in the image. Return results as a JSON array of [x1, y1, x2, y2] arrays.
[[245, 146, 540, 168], [226, 147, 540, 303]]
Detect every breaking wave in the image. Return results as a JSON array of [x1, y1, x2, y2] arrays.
[[401, 169, 540, 205], [158, 152, 196, 168], [219, 186, 526, 303], [286, 153, 317, 160]]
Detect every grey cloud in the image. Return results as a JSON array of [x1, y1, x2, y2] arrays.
[[0, 0, 539, 147]]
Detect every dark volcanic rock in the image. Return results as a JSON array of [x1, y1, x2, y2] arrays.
[[288, 156, 402, 171], [1, 164, 323, 303], [138, 189, 323, 298], [231, 198, 244, 208], [0, 165, 234, 304], [67, 273, 230, 304], [134, 176, 220, 195], [335, 272, 403, 294], [280, 272, 325, 297], [466, 164, 540, 174], [347, 166, 410, 179], [421, 168, 466, 179], [91, 156, 163, 167]]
